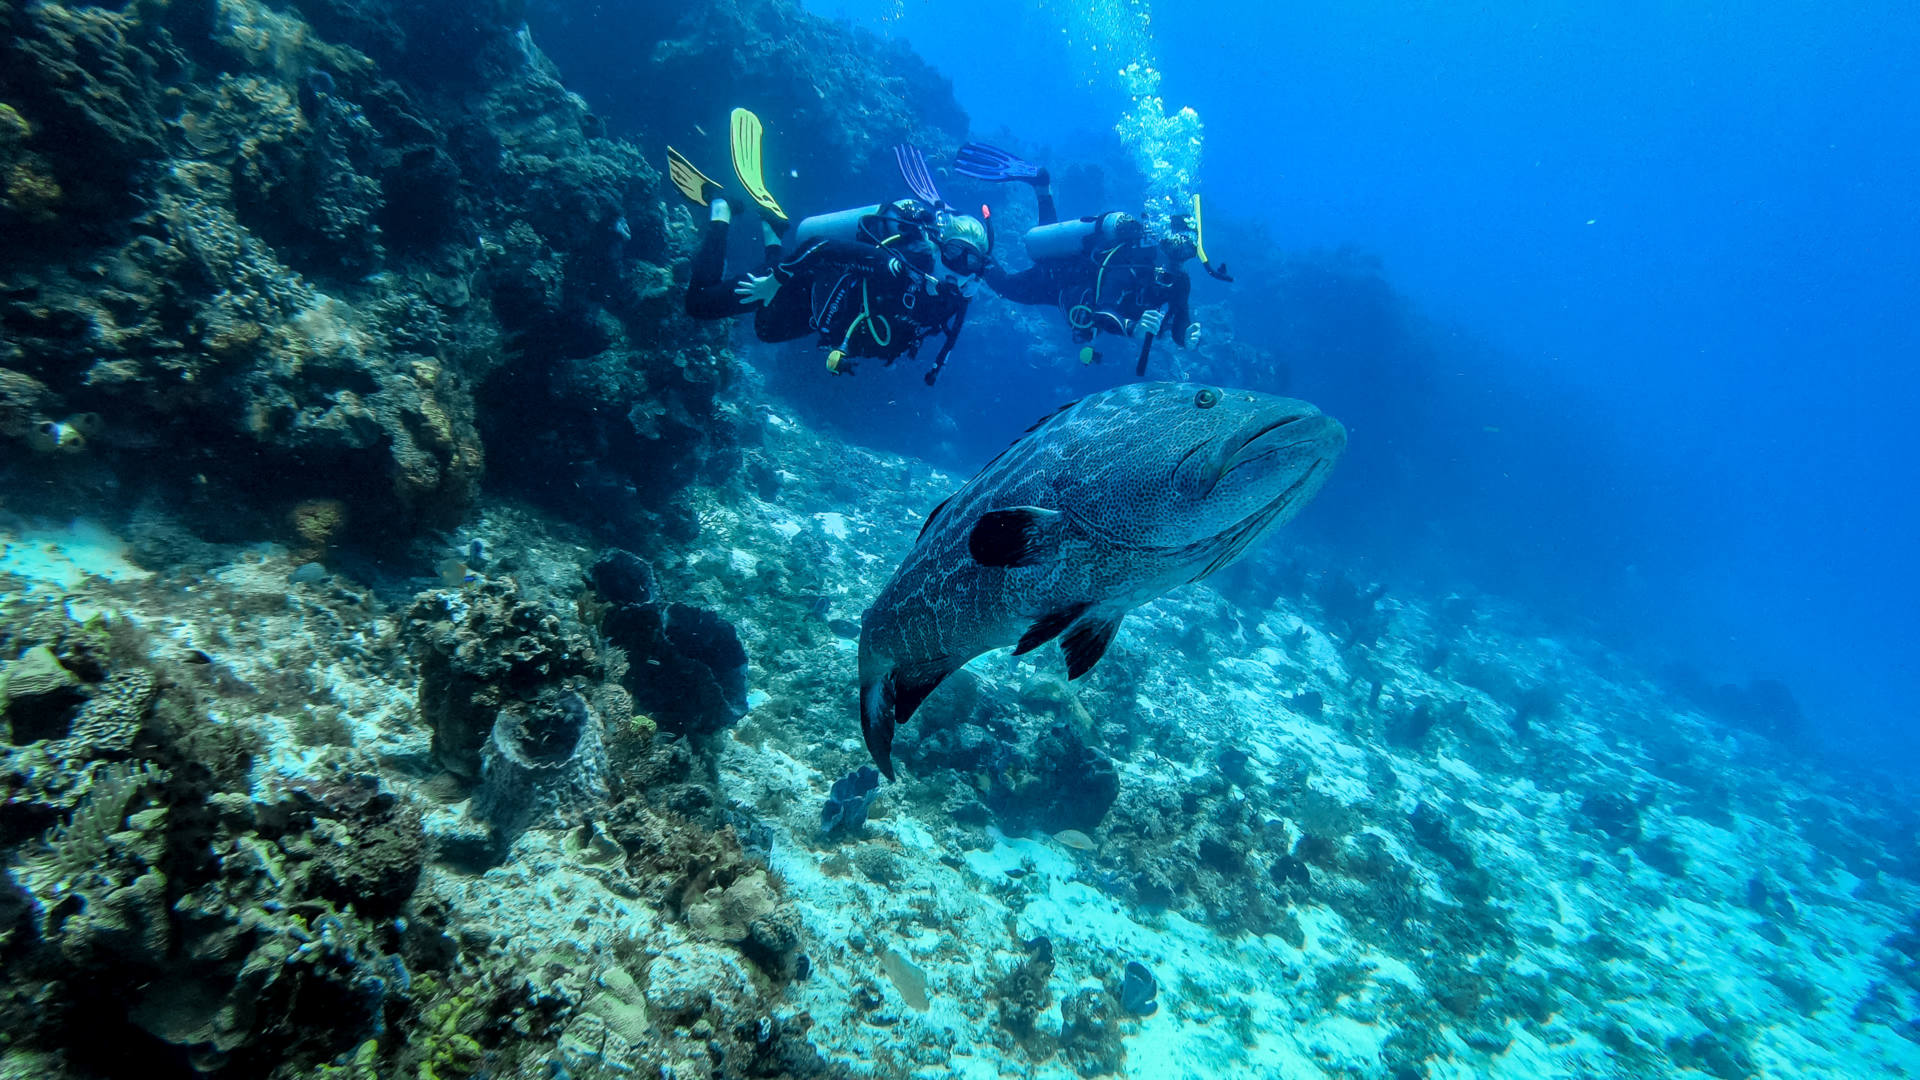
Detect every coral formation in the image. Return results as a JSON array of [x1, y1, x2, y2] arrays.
[[407, 575, 599, 782], [0, 0, 735, 543], [592, 550, 749, 741], [473, 691, 611, 836]]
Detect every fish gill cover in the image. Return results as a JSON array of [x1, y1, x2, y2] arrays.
[[0, 0, 1915, 1078]]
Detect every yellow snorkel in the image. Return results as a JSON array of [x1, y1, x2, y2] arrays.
[[1191, 193, 1234, 282]]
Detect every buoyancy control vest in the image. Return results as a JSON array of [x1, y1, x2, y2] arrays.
[[785, 198, 971, 383]]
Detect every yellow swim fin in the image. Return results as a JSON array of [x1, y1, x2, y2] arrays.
[[666, 146, 721, 206], [730, 107, 788, 222]]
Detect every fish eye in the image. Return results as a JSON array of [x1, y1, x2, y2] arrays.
[[1194, 388, 1219, 409]]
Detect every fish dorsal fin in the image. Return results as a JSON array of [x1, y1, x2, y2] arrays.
[[917, 492, 956, 540], [1062, 615, 1123, 679], [1025, 398, 1079, 434], [961, 399, 1085, 486], [968, 507, 1066, 568], [1014, 601, 1090, 655]]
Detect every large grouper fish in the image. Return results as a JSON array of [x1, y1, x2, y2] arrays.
[[858, 382, 1346, 778]]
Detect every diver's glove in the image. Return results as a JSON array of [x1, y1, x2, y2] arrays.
[[1135, 309, 1166, 338], [735, 271, 781, 307], [1182, 322, 1202, 348]]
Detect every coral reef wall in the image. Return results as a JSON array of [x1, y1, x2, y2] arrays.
[[531, 0, 968, 210], [0, 0, 738, 544]]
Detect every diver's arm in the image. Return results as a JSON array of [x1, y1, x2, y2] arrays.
[[985, 264, 1056, 305], [924, 303, 968, 386], [1166, 271, 1194, 347], [1035, 183, 1058, 226]]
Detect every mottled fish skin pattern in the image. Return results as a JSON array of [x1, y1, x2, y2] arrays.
[[858, 382, 1347, 778]]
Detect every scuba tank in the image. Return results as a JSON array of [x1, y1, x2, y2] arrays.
[[793, 204, 884, 246], [1023, 211, 1142, 261], [794, 199, 943, 249]]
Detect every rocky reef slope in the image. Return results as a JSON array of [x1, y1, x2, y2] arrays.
[[4, 386, 1919, 1078], [0, 0, 757, 546]]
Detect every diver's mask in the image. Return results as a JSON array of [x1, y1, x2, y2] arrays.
[[931, 211, 991, 297], [1161, 216, 1201, 264]]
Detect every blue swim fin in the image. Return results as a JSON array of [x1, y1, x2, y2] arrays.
[[955, 142, 1044, 183], [895, 143, 945, 207]]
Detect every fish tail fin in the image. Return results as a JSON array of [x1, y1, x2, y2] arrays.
[[859, 664, 954, 781]]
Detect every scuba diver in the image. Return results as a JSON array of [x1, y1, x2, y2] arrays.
[[668, 109, 992, 384], [954, 142, 1233, 374]]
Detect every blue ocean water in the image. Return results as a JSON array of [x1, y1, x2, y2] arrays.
[[789, 0, 1920, 771]]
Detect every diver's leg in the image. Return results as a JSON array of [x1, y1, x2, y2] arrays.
[[684, 202, 754, 319], [758, 221, 784, 269]]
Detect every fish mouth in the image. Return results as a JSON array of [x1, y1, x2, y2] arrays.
[[1262, 459, 1324, 514], [1190, 458, 1332, 580], [1225, 412, 1345, 474]]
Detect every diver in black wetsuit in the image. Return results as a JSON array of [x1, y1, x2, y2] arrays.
[[681, 199, 987, 383], [956, 142, 1223, 366], [667, 119, 990, 384]]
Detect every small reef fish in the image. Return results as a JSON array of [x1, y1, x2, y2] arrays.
[[1053, 829, 1097, 851], [858, 382, 1346, 778]]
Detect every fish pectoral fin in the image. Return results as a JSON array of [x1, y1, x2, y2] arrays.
[[967, 506, 1066, 568], [1061, 614, 1124, 679], [1014, 601, 1091, 655]]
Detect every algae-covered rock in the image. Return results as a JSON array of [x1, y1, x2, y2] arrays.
[[571, 965, 652, 1050], [644, 941, 753, 1016], [1, 645, 81, 742], [685, 869, 779, 944], [407, 576, 599, 781]]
